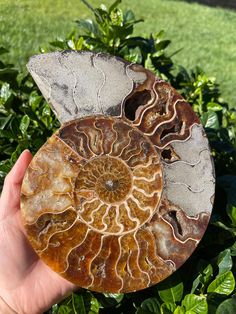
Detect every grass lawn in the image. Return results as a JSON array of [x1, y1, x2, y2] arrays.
[[0, 0, 236, 106]]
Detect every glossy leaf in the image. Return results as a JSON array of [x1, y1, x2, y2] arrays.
[[191, 262, 213, 293], [50, 39, 68, 50], [213, 221, 236, 236], [136, 298, 161, 314], [217, 249, 233, 276], [216, 297, 236, 314], [207, 271, 235, 295], [0, 82, 11, 104], [201, 110, 219, 130], [160, 302, 176, 314], [89, 295, 99, 314], [72, 294, 86, 313], [77, 19, 101, 37], [58, 305, 73, 313], [228, 205, 236, 226], [157, 273, 184, 303], [155, 40, 171, 51], [207, 102, 223, 111], [103, 293, 124, 304], [230, 241, 236, 256], [19, 115, 30, 137], [173, 306, 185, 314], [56, 292, 99, 314], [109, 0, 122, 14], [0, 114, 12, 130], [123, 9, 135, 23], [181, 294, 208, 314]]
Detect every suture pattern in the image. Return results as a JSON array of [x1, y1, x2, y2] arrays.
[[21, 51, 215, 293]]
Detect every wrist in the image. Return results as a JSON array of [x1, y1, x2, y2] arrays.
[[0, 297, 17, 314]]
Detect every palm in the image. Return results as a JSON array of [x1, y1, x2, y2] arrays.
[[0, 151, 76, 314]]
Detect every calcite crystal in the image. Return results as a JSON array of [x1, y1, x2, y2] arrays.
[[21, 51, 215, 293]]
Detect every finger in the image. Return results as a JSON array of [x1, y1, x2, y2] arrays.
[[0, 150, 33, 220]]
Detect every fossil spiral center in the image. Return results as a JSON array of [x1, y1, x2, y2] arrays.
[[96, 157, 132, 203], [79, 156, 133, 204], [104, 179, 118, 191]]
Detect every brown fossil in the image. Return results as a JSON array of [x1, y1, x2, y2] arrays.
[[20, 51, 215, 293]]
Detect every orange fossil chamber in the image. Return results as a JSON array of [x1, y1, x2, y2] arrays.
[[21, 51, 215, 293]]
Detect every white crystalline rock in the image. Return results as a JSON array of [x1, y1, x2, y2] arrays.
[[163, 124, 215, 216], [27, 51, 147, 124]]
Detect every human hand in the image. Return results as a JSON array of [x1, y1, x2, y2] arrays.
[[0, 150, 77, 314]]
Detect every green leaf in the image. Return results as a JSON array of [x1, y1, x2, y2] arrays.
[[10, 144, 25, 163], [42, 103, 51, 117], [88, 294, 99, 314], [50, 39, 67, 49], [0, 67, 18, 81], [77, 19, 101, 37], [72, 293, 86, 314], [155, 40, 171, 51], [19, 115, 30, 137], [157, 273, 184, 303], [217, 249, 233, 276], [230, 241, 236, 256], [213, 221, 236, 236], [216, 297, 236, 314], [207, 271, 235, 295], [0, 115, 12, 130], [123, 10, 135, 23], [160, 302, 177, 314], [181, 294, 208, 314], [58, 292, 99, 314], [98, 292, 124, 308], [29, 91, 43, 111], [191, 262, 213, 293], [58, 304, 73, 313], [136, 298, 161, 314], [173, 306, 185, 314], [75, 37, 85, 50], [103, 293, 124, 304], [228, 205, 236, 227], [94, 8, 109, 25], [110, 8, 123, 26], [207, 102, 223, 111], [200, 263, 213, 284], [109, 0, 122, 14], [0, 159, 13, 175], [51, 304, 59, 314], [201, 110, 219, 129], [0, 82, 11, 105], [0, 47, 9, 55]]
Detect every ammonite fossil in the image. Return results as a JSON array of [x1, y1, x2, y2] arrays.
[[21, 51, 215, 293]]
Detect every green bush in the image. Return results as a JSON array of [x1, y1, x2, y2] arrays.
[[1, 1, 236, 313], [0, 48, 59, 188]]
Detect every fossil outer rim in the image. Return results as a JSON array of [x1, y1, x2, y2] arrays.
[[21, 51, 215, 293]]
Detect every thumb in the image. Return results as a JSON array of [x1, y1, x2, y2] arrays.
[[0, 150, 33, 221]]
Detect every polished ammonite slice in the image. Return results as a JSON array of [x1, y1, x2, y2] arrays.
[[21, 51, 215, 293]]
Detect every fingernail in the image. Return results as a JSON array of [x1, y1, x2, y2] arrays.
[[23, 149, 31, 153]]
